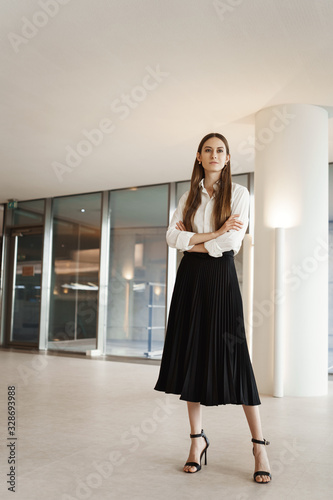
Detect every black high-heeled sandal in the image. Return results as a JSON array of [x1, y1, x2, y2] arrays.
[[184, 429, 210, 473], [252, 438, 272, 483]]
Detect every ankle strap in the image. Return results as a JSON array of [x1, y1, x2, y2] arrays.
[[252, 438, 270, 446], [190, 429, 204, 438]]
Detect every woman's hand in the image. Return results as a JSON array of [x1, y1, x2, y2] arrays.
[[176, 221, 186, 231], [214, 214, 243, 238]]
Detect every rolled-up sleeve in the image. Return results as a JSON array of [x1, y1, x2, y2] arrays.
[[204, 186, 250, 258], [166, 192, 195, 251]]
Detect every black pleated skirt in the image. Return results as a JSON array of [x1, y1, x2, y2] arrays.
[[154, 250, 261, 406]]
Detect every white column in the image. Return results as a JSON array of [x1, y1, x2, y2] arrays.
[[253, 104, 328, 397]]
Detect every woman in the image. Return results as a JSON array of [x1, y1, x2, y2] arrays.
[[154, 133, 271, 483]]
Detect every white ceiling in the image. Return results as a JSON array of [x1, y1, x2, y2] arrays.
[[1, 0, 333, 203]]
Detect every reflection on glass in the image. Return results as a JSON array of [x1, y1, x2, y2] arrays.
[[107, 185, 168, 358], [176, 180, 190, 203], [48, 193, 101, 352], [328, 164, 333, 373], [11, 232, 43, 343], [0, 205, 4, 235], [6, 199, 45, 226], [0, 205, 3, 293]]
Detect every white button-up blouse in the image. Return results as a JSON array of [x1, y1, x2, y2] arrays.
[[166, 179, 250, 258]]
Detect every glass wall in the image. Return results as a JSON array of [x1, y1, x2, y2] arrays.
[[0, 205, 4, 345], [0, 175, 254, 360], [328, 163, 333, 374], [5, 199, 45, 226], [0, 205, 4, 269], [48, 193, 102, 353], [107, 185, 168, 358], [0, 205, 4, 235], [2, 200, 45, 347], [10, 229, 43, 344]]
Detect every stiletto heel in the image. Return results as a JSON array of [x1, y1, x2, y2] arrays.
[[251, 438, 272, 483], [184, 429, 209, 473]]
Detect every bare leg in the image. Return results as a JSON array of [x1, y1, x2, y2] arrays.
[[183, 402, 207, 473], [242, 405, 271, 483]]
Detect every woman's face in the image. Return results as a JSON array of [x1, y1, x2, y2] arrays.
[[196, 137, 230, 174]]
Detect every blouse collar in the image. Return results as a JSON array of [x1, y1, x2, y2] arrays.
[[199, 178, 220, 193]]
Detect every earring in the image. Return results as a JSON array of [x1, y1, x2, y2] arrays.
[[199, 161, 201, 164]]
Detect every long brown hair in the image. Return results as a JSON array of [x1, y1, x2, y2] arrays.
[[183, 133, 232, 231]]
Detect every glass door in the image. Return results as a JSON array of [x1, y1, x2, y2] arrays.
[[6, 226, 43, 347]]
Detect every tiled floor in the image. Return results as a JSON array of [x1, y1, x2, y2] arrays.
[[0, 349, 332, 500]]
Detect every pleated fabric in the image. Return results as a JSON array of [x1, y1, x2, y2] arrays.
[[154, 250, 261, 406]]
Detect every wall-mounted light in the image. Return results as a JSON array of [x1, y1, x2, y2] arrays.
[[123, 268, 134, 281]]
